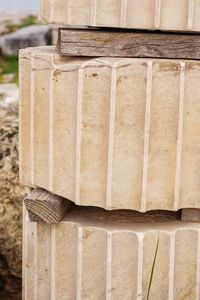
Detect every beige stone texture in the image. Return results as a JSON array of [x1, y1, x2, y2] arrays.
[[23, 207, 200, 300], [19, 46, 200, 212], [0, 92, 26, 300], [39, 0, 200, 32]]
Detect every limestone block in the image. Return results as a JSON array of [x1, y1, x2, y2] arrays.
[[19, 46, 200, 212], [39, 0, 200, 32], [23, 207, 200, 300]]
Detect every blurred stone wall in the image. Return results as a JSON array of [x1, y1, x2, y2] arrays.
[[0, 86, 26, 299]]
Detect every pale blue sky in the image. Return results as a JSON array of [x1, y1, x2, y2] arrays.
[[0, 0, 39, 12]]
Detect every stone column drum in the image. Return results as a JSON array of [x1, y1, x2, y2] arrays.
[[23, 208, 200, 300], [20, 46, 200, 212], [40, 0, 200, 32]]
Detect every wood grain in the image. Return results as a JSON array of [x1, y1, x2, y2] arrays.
[[24, 188, 73, 224], [58, 28, 200, 60]]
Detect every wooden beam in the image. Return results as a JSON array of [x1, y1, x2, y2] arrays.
[[28, 212, 44, 223], [181, 209, 200, 223], [57, 28, 200, 60], [24, 188, 73, 224]]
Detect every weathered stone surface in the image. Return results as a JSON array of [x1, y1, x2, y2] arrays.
[[23, 207, 200, 300], [40, 0, 200, 32], [19, 46, 200, 212], [0, 25, 51, 56], [0, 88, 26, 299]]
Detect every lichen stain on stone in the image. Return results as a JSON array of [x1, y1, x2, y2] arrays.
[[53, 69, 62, 77]]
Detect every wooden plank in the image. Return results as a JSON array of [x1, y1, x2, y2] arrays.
[[181, 209, 200, 223], [24, 188, 73, 224], [57, 28, 200, 60]]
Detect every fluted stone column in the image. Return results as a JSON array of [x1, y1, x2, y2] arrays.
[[40, 0, 200, 32], [24, 208, 200, 300], [21, 1, 200, 299], [20, 47, 200, 212]]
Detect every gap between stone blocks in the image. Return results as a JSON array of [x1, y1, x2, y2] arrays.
[[23, 187, 200, 225]]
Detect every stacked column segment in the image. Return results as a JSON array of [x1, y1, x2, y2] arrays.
[[20, 1, 200, 299]]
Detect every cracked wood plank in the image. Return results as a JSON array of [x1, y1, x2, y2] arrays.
[[57, 28, 200, 60], [24, 188, 73, 223]]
